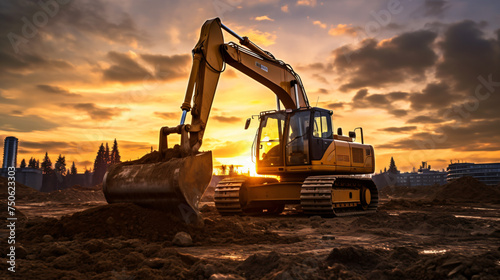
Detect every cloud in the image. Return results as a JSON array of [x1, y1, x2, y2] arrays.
[[0, 91, 17, 105], [20, 140, 74, 152], [103, 51, 151, 83], [348, 89, 410, 117], [297, 62, 333, 73], [312, 73, 329, 84], [328, 24, 361, 37], [436, 20, 499, 94], [154, 112, 178, 120], [406, 115, 444, 124], [296, 0, 317, 7], [36, 85, 80, 97], [379, 126, 417, 133], [389, 109, 408, 117], [332, 30, 438, 91], [316, 88, 329, 95], [409, 82, 455, 111], [0, 0, 144, 81], [313, 21, 327, 29], [59, 0, 149, 47], [119, 141, 151, 152], [281, 5, 289, 13], [0, 114, 59, 132], [325, 102, 344, 110], [253, 16, 274, 22], [212, 116, 242, 123], [63, 103, 129, 121], [140, 53, 191, 82], [379, 119, 500, 152], [211, 140, 249, 158], [232, 26, 277, 46], [424, 0, 449, 16]]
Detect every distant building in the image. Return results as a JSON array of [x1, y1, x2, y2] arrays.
[[373, 161, 447, 188], [2, 136, 18, 169], [396, 162, 447, 187], [447, 162, 500, 186], [0, 167, 43, 191]]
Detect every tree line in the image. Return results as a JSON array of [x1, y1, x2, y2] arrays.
[[19, 139, 121, 186]]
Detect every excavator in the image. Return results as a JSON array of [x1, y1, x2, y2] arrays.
[[103, 18, 378, 218]]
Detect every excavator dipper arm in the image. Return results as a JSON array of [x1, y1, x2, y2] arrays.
[[164, 18, 309, 156]]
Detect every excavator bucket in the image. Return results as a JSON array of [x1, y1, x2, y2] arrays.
[[103, 151, 212, 219]]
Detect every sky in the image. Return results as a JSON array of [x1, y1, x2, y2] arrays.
[[1, 0, 499, 174]]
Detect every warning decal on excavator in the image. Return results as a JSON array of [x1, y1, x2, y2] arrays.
[[255, 62, 268, 72]]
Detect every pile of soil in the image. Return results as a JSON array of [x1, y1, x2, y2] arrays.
[[20, 203, 300, 245], [0, 176, 45, 201], [44, 185, 105, 203], [433, 176, 500, 203], [379, 176, 500, 203], [351, 212, 491, 238], [323, 246, 500, 280], [120, 145, 189, 166]]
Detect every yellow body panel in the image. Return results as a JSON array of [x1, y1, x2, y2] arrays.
[[257, 139, 375, 176]]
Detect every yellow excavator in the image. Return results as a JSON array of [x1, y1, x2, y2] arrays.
[[103, 18, 378, 218]]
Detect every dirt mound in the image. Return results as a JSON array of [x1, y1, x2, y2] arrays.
[[45, 184, 105, 203], [238, 251, 283, 279], [120, 145, 191, 166], [20, 203, 301, 245], [433, 176, 500, 203], [379, 176, 500, 204], [0, 176, 47, 201], [353, 212, 476, 237]]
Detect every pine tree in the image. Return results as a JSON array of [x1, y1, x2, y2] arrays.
[[111, 139, 121, 164], [41, 152, 53, 174], [20, 159, 26, 168], [29, 157, 37, 168], [92, 144, 107, 185], [55, 154, 67, 175], [70, 162, 77, 175], [36, 160, 40, 169], [104, 143, 111, 165], [388, 157, 398, 173]]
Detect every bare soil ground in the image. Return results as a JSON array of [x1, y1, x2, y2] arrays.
[[1, 176, 499, 279]]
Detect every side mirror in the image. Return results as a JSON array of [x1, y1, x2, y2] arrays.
[[337, 127, 343, 136], [349, 131, 356, 139], [244, 118, 251, 130]]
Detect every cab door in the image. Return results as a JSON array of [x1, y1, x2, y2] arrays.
[[310, 111, 333, 160]]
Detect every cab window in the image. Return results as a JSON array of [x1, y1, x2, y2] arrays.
[[313, 111, 333, 139]]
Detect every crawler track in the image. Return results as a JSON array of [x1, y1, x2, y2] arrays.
[[214, 178, 245, 215], [300, 175, 378, 216]]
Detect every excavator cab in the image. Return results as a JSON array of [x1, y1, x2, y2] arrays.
[[256, 107, 334, 175]]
